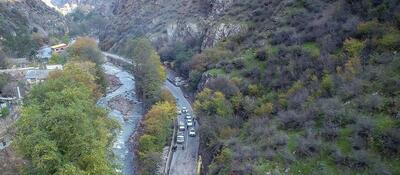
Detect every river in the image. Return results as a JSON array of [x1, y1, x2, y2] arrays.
[[97, 62, 143, 175]]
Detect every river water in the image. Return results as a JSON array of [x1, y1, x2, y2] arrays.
[[97, 62, 143, 175]]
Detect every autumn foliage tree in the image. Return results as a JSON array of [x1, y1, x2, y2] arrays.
[[138, 101, 176, 174]]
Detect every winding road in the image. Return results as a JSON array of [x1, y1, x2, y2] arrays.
[[103, 52, 200, 175]]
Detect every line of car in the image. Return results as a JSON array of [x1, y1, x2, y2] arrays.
[[176, 106, 196, 146]]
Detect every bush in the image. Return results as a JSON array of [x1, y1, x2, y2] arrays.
[[321, 73, 334, 94], [278, 110, 305, 129], [378, 30, 400, 50], [205, 76, 240, 98], [343, 38, 365, 58], [0, 107, 9, 118], [357, 20, 383, 37], [296, 134, 321, 157], [302, 42, 320, 59]]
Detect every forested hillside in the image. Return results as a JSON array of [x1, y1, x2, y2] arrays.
[[184, 1, 400, 174], [100, 0, 400, 174]]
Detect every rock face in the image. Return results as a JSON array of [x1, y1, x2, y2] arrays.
[[41, 0, 112, 14], [99, 0, 247, 52]]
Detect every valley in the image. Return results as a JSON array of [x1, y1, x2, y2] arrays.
[[0, 0, 399, 175]]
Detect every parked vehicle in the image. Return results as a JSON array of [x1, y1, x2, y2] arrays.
[[177, 132, 184, 144], [185, 114, 192, 119], [178, 121, 185, 131], [187, 118, 193, 127], [177, 109, 182, 115], [189, 128, 196, 137]]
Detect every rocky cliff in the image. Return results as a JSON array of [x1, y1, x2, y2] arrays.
[[99, 0, 247, 53], [41, 0, 112, 14]]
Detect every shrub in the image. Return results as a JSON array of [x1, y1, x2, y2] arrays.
[[194, 88, 233, 118], [278, 110, 305, 129], [296, 134, 321, 157], [254, 102, 274, 116], [321, 73, 334, 94], [357, 20, 382, 36], [205, 76, 240, 98], [348, 150, 372, 170], [378, 30, 400, 50], [255, 49, 267, 61], [302, 42, 320, 59], [0, 107, 9, 118], [287, 89, 309, 110], [355, 93, 384, 112], [374, 128, 400, 156], [343, 38, 365, 58]]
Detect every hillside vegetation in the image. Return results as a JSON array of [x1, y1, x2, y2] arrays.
[[161, 0, 400, 174]]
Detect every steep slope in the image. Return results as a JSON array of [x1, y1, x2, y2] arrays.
[[104, 0, 400, 174], [0, 0, 67, 57], [99, 0, 245, 52], [41, 0, 112, 14]]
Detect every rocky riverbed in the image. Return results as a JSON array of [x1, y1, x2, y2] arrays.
[[97, 62, 143, 175]]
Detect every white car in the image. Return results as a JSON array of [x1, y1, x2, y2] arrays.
[[189, 128, 196, 137], [185, 114, 192, 119], [177, 110, 182, 115], [187, 119, 193, 127], [177, 132, 185, 144], [182, 107, 188, 113], [178, 121, 185, 131]]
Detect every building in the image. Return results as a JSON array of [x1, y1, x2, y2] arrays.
[[36, 46, 52, 61], [51, 43, 68, 53], [25, 70, 51, 85]]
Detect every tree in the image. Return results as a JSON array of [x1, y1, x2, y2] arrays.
[[138, 101, 176, 174], [15, 62, 117, 174], [194, 88, 233, 118], [67, 39, 108, 93], [122, 37, 166, 107], [68, 37, 105, 64]]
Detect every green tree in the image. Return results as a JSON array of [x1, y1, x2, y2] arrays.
[[15, 62, 117, 175], [194, 88, 233, 118], [122, 37, 166, 107]]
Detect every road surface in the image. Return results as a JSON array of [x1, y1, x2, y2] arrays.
[[103, 52, 200, 175], [166, 79, 200, 175]]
